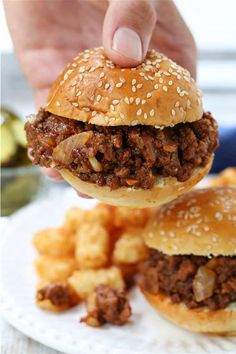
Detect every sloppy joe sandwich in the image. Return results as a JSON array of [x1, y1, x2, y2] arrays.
[[140, 187, 236, 334], [25, 47, 218, 207]]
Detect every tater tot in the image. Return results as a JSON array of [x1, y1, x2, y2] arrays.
[[68, 266, 125, 299], [75, 223, 109, 269], [113, 228, 148, 264], [209, 167, 236, 187], [64, 204, 114, 233], [35, 256, 77, 282], [113, 208, 153, 229], [33, 227, 75, 257], [64, 208, 89, 233]]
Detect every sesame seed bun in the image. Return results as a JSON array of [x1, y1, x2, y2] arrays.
[[143, 186, 236, 255], [142, 289, 236, 335], [59, 158, 213, 208], [46, 47, 203, 128]]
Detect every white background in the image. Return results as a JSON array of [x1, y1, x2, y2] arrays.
[[1, 0, 236, 52]]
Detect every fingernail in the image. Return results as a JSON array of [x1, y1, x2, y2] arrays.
[[112, 27, 142, 62]]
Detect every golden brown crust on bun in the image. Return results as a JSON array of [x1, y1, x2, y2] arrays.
[[59, 158, 213, 208], [47, 47, 203, 127], [142, 289, 236, 335], [144, 186, 236, 255]]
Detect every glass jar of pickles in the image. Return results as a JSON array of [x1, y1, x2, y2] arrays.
[[1, 107, 42, 216]]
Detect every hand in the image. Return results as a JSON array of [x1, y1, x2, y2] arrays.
[[4, 0, 197, 183]]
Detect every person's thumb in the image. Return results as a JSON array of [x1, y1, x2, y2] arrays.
[[103, 0, 156, 67]]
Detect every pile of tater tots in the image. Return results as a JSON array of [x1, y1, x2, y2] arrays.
[[33, 204, 153, 326]]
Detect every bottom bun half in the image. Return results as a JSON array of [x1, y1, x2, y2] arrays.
[[59, 156, 213, 208], [142, 289, 236, 335]]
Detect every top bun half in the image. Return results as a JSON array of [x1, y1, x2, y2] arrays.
[[46, 47, 203, 127], [143, 187, 236, 256]]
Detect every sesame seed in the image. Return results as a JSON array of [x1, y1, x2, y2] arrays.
[[105, 83, 110, 89], [137, 109, 142, 116], [183, 76, 190, 82], [116, 82, 123, 88], [144, 113, 148, 119], [79, 66, 86, 73], [124, 97, 130, 104], [83, 107, 90, 112], [96, 95, 102, 102], [76, 91, 82, 96], [139, 72, 145, 77], [137, 83, 143, 89], [72, 102, 79, 107], [98, 81, 103, 88], [72, 63, 77, 67], [154, 84, 159, 90], [59, 80, 64, 86], [159, 78, 164, 84], [110, 104, 115, 111], [131, 120, 139, 126], [56, 101, 60, 107], [215, 212, 223, 221], [120, 113, 125, 119], [71, 80, 78, 87], [132, 86, 137, 93], [179, 91, 185, 97], [177, 87, 181, 94], [99, 72, 105, 78], [148, 75, 154, 81], [171, 109, 176, 116], [120, 78, 126, 83], [175, 101, 180, 107], [64, 73, 69, 80], [92, 111, 97, 117], [146, 92, 152, 98], [135, 98, 141, 105], [131, 68, 136, 71], [163, 86, 168, 92], [89, 67, 96, 72], [130, 97, 134, 103], [168, 80, 173, 86], [141, 99, 146, 105], [112, 99, 119, 105], [177, 74, 181, 79], [150, 109, 155, 117], [83, 53, 90, 59], [132, 79, 137, 85]]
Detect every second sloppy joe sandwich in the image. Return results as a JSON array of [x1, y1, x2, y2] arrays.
[[25, 47, 218, 207], [140, 187, 236, 334]]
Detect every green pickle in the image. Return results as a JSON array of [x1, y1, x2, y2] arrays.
[[1, 106, 41, 216], [0, 124, 17, 165]]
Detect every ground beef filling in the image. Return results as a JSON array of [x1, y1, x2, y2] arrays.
[[81, 285, 132, 326], [26, 109, 218, 190], [140, 250, 236, 310], [37, 284, 79, 308]]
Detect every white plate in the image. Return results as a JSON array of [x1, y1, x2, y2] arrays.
[[1, 188, 236, 354]]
